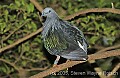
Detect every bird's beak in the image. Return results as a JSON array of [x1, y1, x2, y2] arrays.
[[41, 14, 44, 17], [41, 12, 45, 17], [41, 13, 46, 22]]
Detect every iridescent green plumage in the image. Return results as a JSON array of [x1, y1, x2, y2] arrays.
[[44, 30, 68, 55]]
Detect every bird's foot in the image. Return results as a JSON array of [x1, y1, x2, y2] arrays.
[[53, 55, 60, 67], [66, 60, 71, 71], [66, 60, 70, 63], [53, 64, 58, 67], [66, 60, 72, 67], [51, 64, 58, 75]]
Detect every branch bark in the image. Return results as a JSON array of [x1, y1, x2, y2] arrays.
[[97, 44, 120, 53], [1, 0, 120, 53], [107, 63, 120, 78], [30, 0, 43, 12], [25, 67, 49, 72], [29, 49, 120, 78], [64, 8, 120, 20]]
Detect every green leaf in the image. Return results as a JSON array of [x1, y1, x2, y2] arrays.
[[15, 0, 21, 7], [4, 64, 11, 74], [90, 36, 99, 44], [4, 24, 11, 33], [68, 2, 72, 8], [7, 40, 14, 44], [94, 21, 99, 30], [9, 3, 18, 10], [23, 45, 30, 51], [4, 10, 8, 15], [87, 27, 94, 31], [0, 23, 6, 34], [26, 4, 31, 13], [81, 23, 86, 27], [26, 3, 34, 13], [21, 60, 27, 66], [31, 22, 37, 31], [21, 0, 25, 5], [23, 13, 27, 19], [1, 67, 7, 73], [29, 3, 34, 12]]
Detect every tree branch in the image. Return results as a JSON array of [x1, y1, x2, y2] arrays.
[[89, 60, 106, 78], [30, 0, 120, 20], [29, 49, 120, 78], [0, 0, 119, 78], [25, 67, 49, 72], [64, 8, 120, 20], [0, 0, 120, 54], [0, 58, 19, 71], [107, 63, 120, 78], [30, 0, 43, 12], [97, 44, 120, 53], [1, 20, 30, 42], [0, 27, 43, 53], [94, 67, 106, 78]]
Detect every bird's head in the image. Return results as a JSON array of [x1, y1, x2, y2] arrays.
[[41, 7, 58, 18]]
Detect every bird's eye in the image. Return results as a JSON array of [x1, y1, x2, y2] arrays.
[[49, 10, 51, 13]]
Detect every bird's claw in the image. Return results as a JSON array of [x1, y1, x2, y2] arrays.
[[53, 64, 58, 67]]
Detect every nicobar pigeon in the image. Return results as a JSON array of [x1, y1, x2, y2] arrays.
[[41, 7, 88, 66]]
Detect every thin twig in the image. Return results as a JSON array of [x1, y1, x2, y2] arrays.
[[14, 51, 25, 64], [97, 44, 120, 53], [92, 45, 105, 50], [25, 67, 49, 71], [30, 0, 43, 12], [21, 56, 46, 62], [29, 49, 120, 78], [2, 20, 30, 42], [0, 27, 43, 53], [0, 58, 19, 71], [37, 12, 43, 24]]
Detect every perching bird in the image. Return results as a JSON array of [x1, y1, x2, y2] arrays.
[[41, 7, 88, 66]]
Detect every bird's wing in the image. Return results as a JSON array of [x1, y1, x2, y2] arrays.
[[60, 20, 89, 49], [59, 20, 88, 60]]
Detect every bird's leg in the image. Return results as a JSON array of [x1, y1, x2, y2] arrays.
[[66, 60, 70, 71], [66, 59, 70, 63], [53, 55, 60, 67]]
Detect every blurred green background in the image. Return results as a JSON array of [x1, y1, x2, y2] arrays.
[[0, 0, 120, 78]]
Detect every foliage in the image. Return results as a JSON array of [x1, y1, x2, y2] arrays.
[[0, 0, 120, 78], [0, 0, 48, 77]]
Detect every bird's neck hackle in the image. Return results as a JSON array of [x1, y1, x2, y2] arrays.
[[47, 11, 59, 19], [44, 14, 59, 25]]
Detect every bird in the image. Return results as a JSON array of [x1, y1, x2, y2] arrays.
[[41, 7, 88, 67]]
